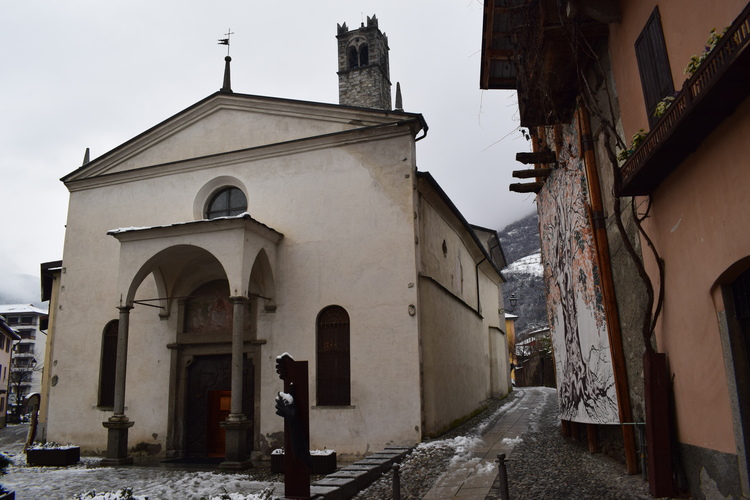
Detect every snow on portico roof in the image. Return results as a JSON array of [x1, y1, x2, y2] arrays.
[[0, 304, 48, 315], [107, 212, 282, 239]]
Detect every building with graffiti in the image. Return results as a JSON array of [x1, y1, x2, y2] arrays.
[[481, 0, 750, 497]]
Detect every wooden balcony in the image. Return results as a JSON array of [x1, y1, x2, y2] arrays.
[[619, 3, 750, 196]]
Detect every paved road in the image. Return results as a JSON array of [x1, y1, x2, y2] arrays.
[[422, 387, 550, 499]]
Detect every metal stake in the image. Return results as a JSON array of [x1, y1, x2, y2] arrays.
[[393, 463, 401, 500], [497, 453, 510, 500]]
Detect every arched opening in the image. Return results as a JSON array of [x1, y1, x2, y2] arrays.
[[181, 279, 254, 457], [348, 45, 359, 69], [715, 259, 750, 491], [98, 320, 118, 408], [316, 306, 351, 406], [359, 44, 369, 66]]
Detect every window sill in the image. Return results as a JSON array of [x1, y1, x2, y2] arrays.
[[311, 405, 356, 410]]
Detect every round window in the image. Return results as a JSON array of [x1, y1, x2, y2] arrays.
[[206, 187, 247, 219]]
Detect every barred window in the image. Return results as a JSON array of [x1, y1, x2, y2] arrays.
[[98, 320, 118, 408], [316, 306, 351, 406]]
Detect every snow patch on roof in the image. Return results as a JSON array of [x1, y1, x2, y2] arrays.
[[0, 304, 48, 315]]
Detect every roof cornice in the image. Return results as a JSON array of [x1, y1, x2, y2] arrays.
[[64, 119, 420, 192]]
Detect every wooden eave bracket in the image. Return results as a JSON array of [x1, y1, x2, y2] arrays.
[[509, 181, 543, 194], [516, 150, 557, 165], [512, 168, 553, 179]]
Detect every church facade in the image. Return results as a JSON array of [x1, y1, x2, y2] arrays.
[[42, 16, 510, 465]]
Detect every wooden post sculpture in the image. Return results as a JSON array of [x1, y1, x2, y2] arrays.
[[275, 353, 312, 499]]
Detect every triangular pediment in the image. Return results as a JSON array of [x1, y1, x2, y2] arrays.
[[63, 92, 423, 183]]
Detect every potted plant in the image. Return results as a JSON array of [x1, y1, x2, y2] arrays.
[[310, 449, 336, 474], [26, 443, 80, 466]]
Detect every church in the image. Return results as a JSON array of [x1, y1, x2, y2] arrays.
[[41, 16, 510, 466]]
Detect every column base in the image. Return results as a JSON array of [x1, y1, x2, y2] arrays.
[[220, 415, 253, 469], [218, 459, 254, 471], [100, 456, 135, 466], [101, 416, 135, 466]]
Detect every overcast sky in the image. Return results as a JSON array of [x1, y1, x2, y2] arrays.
[[0, 0, 536, 299]]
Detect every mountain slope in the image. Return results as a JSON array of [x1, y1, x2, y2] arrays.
[[499, 211, 548, 339]]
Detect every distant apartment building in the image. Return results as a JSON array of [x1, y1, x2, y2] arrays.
[[0, 315, 20, 427], [0, 304, 48, 421]]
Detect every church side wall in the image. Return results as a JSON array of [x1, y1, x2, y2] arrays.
[[417, 192, 508, 437]]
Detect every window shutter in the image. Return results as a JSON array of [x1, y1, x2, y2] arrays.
[[635, 7, 674, 126]]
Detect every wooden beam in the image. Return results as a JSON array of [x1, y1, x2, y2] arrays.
[[512, 168, 553, 179], [509, 182, 543, 193], [516, 150, 557, 164], [561, 419, 571, 437], [587, 424, 599, 454], [570, 421, 581, 441]]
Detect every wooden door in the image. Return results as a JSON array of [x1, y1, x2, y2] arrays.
[[207, 390, 231, 457]]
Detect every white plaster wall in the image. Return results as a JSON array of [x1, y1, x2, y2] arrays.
[[416, 193, 508, 437], [48, 115, 422, 456]]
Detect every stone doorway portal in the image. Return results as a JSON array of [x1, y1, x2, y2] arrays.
[[184, 354, 254, 457]]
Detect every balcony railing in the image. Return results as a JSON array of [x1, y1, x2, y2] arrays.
[[619, 3, 750, 196]]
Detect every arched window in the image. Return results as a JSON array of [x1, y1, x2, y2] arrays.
[[348, 46, 359, 69], [359, 44, 369, 66], [316, 306, 350, 406], [98, 320, 118, 408], [206, 187, 247, 219]]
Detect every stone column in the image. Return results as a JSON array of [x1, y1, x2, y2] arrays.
[[101, 305, 135, 465], [220, 296, 252, 470]]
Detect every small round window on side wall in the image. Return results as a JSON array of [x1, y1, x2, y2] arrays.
[[206, 187, 247, 219]]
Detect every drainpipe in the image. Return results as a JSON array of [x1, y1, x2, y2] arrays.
[[577, 105, 638, 475]]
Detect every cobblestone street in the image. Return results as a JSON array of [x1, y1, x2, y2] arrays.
[[486, 389, 650, 500], [0, 387, 652, 499]]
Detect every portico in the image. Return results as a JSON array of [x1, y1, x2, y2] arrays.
[[103, 214, 282, 467]]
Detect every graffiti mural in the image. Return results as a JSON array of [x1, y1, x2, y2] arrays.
[[538, 124, 619, 424]]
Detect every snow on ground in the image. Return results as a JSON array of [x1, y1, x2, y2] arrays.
[[1, 458, 281, 500], [504, 251, 543, 276]]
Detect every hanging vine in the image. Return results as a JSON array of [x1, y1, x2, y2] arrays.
[[555, 5, 665, 354]]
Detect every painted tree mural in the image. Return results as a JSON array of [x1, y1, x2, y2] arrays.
[[538, 123, 619, 424]]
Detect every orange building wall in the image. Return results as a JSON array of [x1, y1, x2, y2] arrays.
[[606, 0, 749, 454], [642, 98, 750, 453], [609, 0, 746, 139]]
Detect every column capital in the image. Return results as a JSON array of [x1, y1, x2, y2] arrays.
[[229, 295, 250, 305], [117, 305, 134, 313]]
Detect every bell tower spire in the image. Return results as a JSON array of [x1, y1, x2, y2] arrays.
[[336, 15, 392, 110]]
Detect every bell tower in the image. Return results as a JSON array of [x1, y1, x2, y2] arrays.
[[336, 15, 392, 110]]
